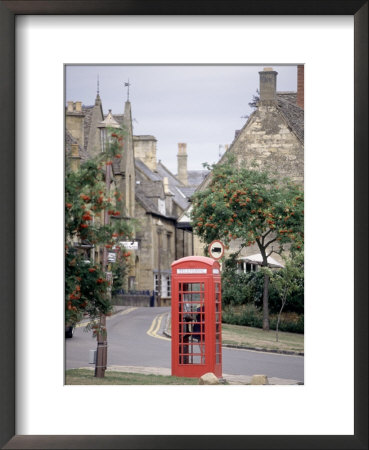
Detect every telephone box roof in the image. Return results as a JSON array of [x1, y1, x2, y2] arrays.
[[172, 256, 218, 267]]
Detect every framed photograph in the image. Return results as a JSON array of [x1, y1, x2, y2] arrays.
[[1, 1, 367, 449]]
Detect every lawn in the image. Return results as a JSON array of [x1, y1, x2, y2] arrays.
[[222, 323, 304, 353], [66, 368, 200, 385]]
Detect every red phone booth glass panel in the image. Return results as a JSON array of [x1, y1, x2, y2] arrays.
[[171, 256, 222, 378]]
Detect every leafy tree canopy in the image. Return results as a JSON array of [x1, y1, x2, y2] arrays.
[[191, 156, 304, 260]]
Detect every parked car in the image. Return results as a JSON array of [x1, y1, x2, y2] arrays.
[[65, 324, 75, 338]]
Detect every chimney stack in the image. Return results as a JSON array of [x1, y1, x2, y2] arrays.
[[75, 101, 82, 113], [259, 67, 278, 104], [297, 65, 304, 109], [67, 101, 74, 113], [163, 177, 170, 194], [177, 143, 188, 186]]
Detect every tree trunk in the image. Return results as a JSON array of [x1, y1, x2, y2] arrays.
[[262, 273, 270, 331], [276, 288, 288, 342]]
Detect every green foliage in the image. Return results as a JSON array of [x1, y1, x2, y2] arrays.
[[222, 304, 304, 334], [191, 155, 304, 252], [221, 253, 304, 314], [65, 250, 112, 327], [111, 249, 131, 291], [222, 261, 265, 306], [271, 251, 304, 313]]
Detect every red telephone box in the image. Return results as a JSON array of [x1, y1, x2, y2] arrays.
[[171, 256, 222, 378]]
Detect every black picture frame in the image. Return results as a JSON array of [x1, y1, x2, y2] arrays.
[[0, 1, 367, 449]]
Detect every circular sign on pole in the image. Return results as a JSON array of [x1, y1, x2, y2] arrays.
[[208, 240, 225, 260]]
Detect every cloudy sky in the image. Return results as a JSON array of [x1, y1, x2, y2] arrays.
[[66, 64, 297, 173]]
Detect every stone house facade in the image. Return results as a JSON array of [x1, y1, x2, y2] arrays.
[[190, 66, 304, 263]]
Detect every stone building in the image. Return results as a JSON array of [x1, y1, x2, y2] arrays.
[[189, 66, 304, 262], [66, 92, 207, 303]]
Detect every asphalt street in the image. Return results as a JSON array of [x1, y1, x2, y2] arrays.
[[65, 307, 304, 382]]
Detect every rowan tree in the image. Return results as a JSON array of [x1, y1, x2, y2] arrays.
[[65, 129, 133, 334], [191, 157, 304, 330]]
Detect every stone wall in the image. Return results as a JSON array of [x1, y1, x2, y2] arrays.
[[112, 293, 154, 307], [231, 105, 304, 185], [66, 113, 84, 148]]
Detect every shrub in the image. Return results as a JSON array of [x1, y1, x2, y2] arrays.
[[222, 264, 304, 315], [222, 304, 304, 333], [222, 265, 265, 306]]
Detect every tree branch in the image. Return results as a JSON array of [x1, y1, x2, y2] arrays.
[[260, 229, 272, 246], [264, 236, 279, 250]]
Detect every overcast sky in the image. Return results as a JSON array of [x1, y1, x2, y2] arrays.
[[66, 65, 297, 173]]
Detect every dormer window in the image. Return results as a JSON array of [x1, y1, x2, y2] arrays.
[[97, 109, 120, 153]]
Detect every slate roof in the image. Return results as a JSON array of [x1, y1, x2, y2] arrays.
[[276, 94, 304, 143], [179, 186, 197, 198], [276, 92, 297, 104], [155, 162, 189, 210], [135, 162, 164, 215], [135, 168, 178, 220], [112, 114, 124, 127], [135, 185, 159, 215], [187, 170, 210, 187], [135, 159, 162, 182]]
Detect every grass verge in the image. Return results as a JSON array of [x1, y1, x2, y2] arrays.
[[222, 323, 304, 353], [66, 369, 200, 385]]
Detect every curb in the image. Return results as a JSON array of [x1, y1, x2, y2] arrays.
[[222, 343, 304, 356]]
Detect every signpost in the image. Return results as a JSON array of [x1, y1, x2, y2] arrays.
[[208, 240, 225, 260]]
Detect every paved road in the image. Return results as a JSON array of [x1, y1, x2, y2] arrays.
[[66, 307, 304, 382]]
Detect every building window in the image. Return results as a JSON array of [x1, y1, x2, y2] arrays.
[[154, 274, 159, 293], [166, 275, 171, 297], [154, 274, 171, 298]]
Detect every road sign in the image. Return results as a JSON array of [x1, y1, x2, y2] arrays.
[[208, 240, 225, 260]]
